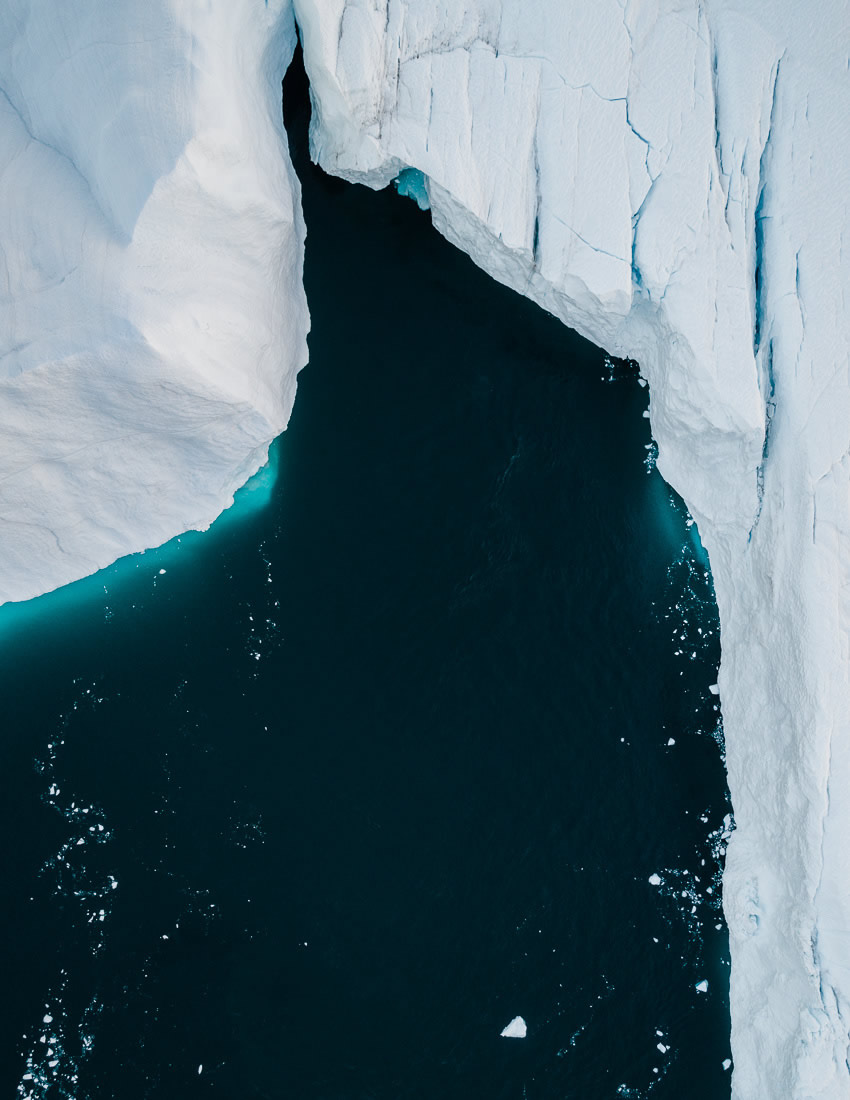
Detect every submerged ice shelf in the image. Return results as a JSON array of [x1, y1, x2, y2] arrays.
[[1, 0, 849, 1096]]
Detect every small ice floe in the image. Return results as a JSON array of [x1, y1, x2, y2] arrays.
[[695, 980, 709, 993], [667, 738, 676, 746], [709, 684, 720, 695], [159, 569, 166, 575], [197, 1064, 203, 1075], [722, 1059, 732, 1071], [500, 1016, 527, 1039], [648, 874, 662, 886]]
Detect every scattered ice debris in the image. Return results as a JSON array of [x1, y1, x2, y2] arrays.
[[500, 1016, 527, 1038], [695, 980, 709, 993], [648, 874, 662, 886]]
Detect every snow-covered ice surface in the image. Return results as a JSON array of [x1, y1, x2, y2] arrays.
[[0, 0, 309, 603], [292, 1, 850, 1096]]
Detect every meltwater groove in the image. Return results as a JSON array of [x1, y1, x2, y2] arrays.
[[0, 58, 728, 1100]]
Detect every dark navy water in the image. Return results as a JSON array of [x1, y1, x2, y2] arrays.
[[1, 57, 731, 1100]]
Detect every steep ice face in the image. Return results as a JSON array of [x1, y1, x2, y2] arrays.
[[0, 0, 309, 603], [293, 1, 850, 1096]]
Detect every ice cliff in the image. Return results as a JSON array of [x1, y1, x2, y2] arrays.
[[2, 0, 849, 1095], [0, 0, 308, 603], [291, 2, 850, 1096]]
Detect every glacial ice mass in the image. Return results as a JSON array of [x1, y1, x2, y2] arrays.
[[2, 0, 849, 1097], [501, 1016, 528, 1039]]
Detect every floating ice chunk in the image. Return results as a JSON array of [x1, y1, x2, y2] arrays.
[[695, 980, 709, 993], [667, 738, 676, 746], [648, 874, 662, 886], [198, 1064, 203, 1075], [709, 685, 720, 696], [722, 1059, 732, 1070], [500, 1016, 527, 1038]]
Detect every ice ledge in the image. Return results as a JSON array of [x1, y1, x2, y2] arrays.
[[0, 0, 310, 603], [294, 1, 850, 1096]]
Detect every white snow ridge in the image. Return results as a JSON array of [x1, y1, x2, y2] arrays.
[[2, 1, 849, 1097]]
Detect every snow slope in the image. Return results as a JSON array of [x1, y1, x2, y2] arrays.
[[292, 1, 850, 1096], [0, 0, 308, 603]]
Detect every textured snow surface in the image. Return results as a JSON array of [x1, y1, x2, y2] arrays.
[[293, 2, 850, 1097], [0, 0, 309, 603]]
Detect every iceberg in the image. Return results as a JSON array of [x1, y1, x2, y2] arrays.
[[0, 0, 309, 603], [292, 2, 850, 1096], [501, 1016, 528, 1039], [2, 0, 849, 1095]]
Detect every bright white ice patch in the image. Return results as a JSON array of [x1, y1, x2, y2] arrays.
[[500, 1016, 527, 1038]]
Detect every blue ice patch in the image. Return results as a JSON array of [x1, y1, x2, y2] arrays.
[[394, 168, 430, 211]]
